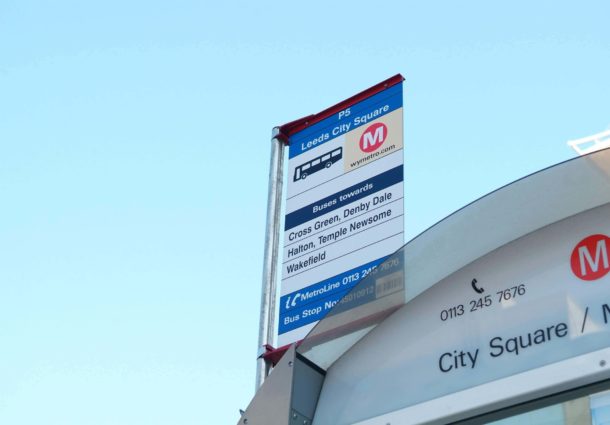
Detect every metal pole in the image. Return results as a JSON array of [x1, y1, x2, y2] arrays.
[[256, 127, 285, 389]]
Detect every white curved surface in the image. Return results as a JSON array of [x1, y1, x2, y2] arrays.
[[311, 149, 610, 424]]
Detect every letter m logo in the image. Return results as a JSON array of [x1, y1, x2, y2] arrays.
[[571, 234, 610, 281], [359, 122, 388, 153]]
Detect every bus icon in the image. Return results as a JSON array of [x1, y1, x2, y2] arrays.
[[293, 147, 343, 182]]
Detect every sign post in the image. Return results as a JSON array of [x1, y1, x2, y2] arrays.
[[256, 129, 285, 389]]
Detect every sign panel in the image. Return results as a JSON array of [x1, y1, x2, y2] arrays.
[[278, 79, 404, 346]]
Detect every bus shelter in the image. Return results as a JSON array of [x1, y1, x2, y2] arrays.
[[240, 147, 610, 425]]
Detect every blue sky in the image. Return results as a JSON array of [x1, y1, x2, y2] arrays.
[[1, 1, 609, 424]]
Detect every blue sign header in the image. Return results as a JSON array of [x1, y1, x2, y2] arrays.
[[288, 83, 403, 159]]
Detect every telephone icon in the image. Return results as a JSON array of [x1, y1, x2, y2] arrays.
[[471, 278, 484, 294]]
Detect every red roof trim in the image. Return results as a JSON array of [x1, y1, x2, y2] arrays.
[[276, 74, 405, 145], [262, 342, 300, 366]]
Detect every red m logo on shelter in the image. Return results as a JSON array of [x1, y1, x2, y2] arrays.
[[571, 234, 610, 281]]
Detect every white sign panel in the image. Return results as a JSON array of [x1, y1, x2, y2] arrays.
[[278, 80, 405, 346]]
